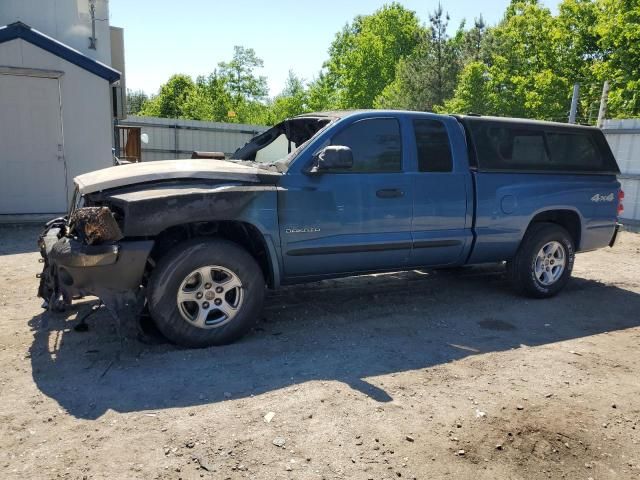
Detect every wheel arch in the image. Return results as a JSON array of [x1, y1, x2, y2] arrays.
[[146, 220, 280, 288], [524, 208, 582, 250]]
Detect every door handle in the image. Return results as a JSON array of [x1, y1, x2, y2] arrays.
[[376, 188, 404, 199]]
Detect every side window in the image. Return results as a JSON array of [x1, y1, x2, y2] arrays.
[[413, 119, 453, 172], [471, 125, 549, 169], [510, 130, 549, 165], [466, 119, 618, 173], [546, 132, 601, 168], [330, 118, 402, 173]]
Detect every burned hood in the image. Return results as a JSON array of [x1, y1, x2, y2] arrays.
[[74, 159, 281, 194]]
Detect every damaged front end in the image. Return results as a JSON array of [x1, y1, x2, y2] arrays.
[[37, 203, 154, 314]]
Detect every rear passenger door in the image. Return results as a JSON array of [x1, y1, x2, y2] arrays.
[[408, 117, 472, 267]]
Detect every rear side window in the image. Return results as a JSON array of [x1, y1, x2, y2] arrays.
[[465, 119, 619, 174], [546, 132, 601, 168], [413, 119, 453, 172], [330, 118, 402, 173]]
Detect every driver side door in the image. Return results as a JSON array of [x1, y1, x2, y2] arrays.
[[278, 116, 413, 281]]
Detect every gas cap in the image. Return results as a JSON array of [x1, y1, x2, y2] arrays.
[[500, 195, 517, 214]]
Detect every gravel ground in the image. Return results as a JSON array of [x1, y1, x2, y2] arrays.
[[0, 225, 639, 480]]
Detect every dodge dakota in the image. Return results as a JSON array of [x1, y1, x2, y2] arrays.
[[37, 111, 623, 347]]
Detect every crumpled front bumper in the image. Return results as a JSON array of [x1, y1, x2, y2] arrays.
[[37, 219, 154, 309]]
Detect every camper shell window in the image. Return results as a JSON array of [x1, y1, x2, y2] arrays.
[[462, 118, 619, 175]]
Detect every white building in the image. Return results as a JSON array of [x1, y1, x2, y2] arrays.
[[0, 0, 124, 215]]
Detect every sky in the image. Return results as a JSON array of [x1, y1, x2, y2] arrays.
[[110, 0, 560, 97]]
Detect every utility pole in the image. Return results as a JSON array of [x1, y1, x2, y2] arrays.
[[597, 80, 610, 128], [568, 83, 580, 124]]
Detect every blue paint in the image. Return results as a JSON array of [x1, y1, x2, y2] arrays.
[[269, 111, 620, 284]]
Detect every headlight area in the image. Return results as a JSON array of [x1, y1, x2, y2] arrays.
[[68, 206, 124, 245], [37, 206, 153, 313]]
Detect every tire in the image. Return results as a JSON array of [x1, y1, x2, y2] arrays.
[[507, 222, 575, 298], [147, 238, 265, 348]]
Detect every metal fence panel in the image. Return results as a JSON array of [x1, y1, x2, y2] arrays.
[[603, 119, 640, 223], [620, 177, 640, 221], [116, 116, 268, 161]]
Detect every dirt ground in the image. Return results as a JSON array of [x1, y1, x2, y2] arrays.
[[0, 225, 639, 480]]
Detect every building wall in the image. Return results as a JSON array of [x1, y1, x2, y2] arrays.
[[0, 0, 111, 65], [0, 38, 113, 206], [109, 26, 126, 118]]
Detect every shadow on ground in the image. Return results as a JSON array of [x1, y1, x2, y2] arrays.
[[28, 266, 640, 419], [0, 225, 43, 255]]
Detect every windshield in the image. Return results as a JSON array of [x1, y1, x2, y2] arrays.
[[230, 116, 335, 171]]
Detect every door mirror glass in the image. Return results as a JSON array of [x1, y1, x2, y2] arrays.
[[311, 145, 353, 173]]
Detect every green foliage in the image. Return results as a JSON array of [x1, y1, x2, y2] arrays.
[[217, 46, 269, 102], [486, 1, 571, 119], [593, 0, 640, 118], [126, 89, 149, 115], [139, 74, 194, 118], [307, 72, 339, 112], [137, 49, 271, 124], [440, 61, 495, 114], [136, 0, 640, 126], [325, 3, 425, 108], [375, 5, 461, 111], [462, 16, 490, 63], [442, 0, 640, 121], [262, 72, 312, 125]]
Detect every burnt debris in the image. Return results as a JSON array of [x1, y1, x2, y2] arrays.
[[69, 207, 123, 245]]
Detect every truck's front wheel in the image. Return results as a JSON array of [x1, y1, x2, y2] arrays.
[[508, 223, 575, 298], [147, 238, 265, 347]]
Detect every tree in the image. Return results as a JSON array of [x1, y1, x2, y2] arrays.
[[126, 89, 149, 116], [593, 0, 640, 118], [139, 74, 195, 118], [375, 4, 460, 111], [488, 0, 571, 120], [271, 72, 311, 121], [554, 0, 602, 122], [132, 0, 640, 125], [325, 3, 425, 108], [218, 46, 268, 103], [440, 61, 495, 114], [307, 71, 339, 111], [181, 73, 234, 122], [440, 0, 573, 120], [455, 15, 491, 64], [136, 47, 270, 123]]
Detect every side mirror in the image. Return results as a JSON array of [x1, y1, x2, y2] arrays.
[[311, 145, 353, 173]]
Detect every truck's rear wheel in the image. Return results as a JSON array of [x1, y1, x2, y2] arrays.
[[147, 238, 264, 347], [507, 223, 575, 298]]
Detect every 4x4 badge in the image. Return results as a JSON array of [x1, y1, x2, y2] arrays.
[[591, 193, 614, 203]]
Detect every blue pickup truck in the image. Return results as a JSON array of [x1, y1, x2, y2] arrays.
[[37, 110, 623, 347]]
